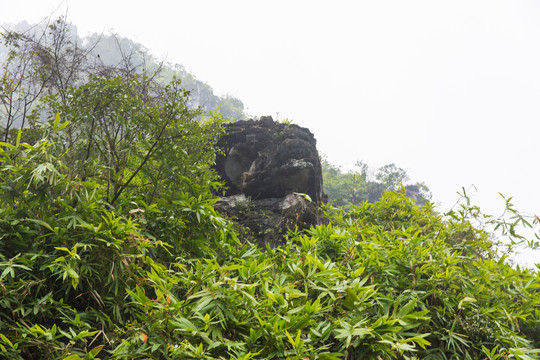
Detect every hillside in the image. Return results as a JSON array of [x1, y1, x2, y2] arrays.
[[1, 17, 540, 360], [0, 19, 247, 127]]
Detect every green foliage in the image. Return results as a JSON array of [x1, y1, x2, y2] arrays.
[[44, 74, 222, 206], [1, 16, 540, 360], [217, 95, 246, 121], [2, 122, 539, 359], [0, 75, 230, 359], [321, 158, 368, 206], [376, 163, 409, 191]]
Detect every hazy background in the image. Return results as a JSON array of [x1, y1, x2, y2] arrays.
[[2, 0, 540, 266]]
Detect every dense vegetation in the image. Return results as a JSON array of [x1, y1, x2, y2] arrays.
[[1, 18, 540, 360]]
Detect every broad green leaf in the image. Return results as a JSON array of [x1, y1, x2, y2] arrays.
[[53, 112, 60, 130], [62, 355, 82, 360], [15, 129, 21, 147], [0, 142, 16, 149]]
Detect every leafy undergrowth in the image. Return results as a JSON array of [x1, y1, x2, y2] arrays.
[[2, 19, 539, 359], [0, 82, 538, 360], [1, 131, 539, 359]]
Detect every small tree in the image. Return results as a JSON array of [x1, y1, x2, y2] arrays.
[[375, 163, 409, 191]]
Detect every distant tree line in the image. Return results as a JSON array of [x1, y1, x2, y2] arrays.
[[322, 158, 432, 207]]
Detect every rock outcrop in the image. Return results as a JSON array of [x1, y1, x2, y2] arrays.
[[214, 116, 323, 246]]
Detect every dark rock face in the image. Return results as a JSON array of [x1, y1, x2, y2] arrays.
[[214, 193, 319, 247], [215, 116, 323, 202], [214, 116, 323, 246]]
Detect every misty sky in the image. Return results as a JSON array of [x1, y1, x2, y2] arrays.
[[2, 1, 540, 267]]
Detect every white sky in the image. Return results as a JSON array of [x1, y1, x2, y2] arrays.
[[2, 0, 540, 267]]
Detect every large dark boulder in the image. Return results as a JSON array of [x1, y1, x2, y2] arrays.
[[214, 116, 324, 246], [215, 116, 323, 202]]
